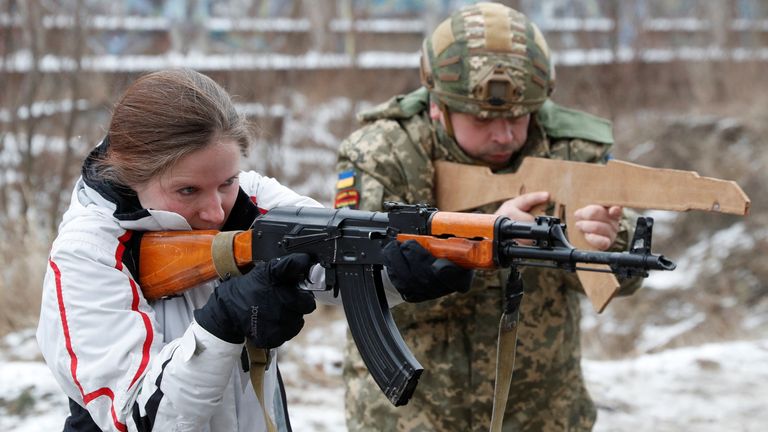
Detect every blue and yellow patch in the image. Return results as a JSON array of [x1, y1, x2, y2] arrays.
[[334, 169, 360, 209], [336, 169, 355, 189]]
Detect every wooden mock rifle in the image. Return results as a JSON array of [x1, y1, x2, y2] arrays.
[[434, 158, 751, 312]]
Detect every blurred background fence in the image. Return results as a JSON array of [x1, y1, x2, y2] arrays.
[[1, 0, 767, 334]]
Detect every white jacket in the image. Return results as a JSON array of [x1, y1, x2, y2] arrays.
[[37, 149, 324, 431]]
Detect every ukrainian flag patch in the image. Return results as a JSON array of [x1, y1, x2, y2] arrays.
[[334, 169, 360, 209], [336, 170, 355, 189]]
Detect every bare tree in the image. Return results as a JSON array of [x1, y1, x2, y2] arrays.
[[303, 0, 337, 52], [0, 0, 96, 334], [13, 0, 45, 234], [48, 0, 86, 236], [0, 0, 19, 225]]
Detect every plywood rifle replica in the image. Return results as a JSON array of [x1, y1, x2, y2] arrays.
[[138, 202, 674, 409], [435, 158, 751, 312]]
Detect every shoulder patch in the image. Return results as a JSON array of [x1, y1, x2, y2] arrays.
[[336, 169, 356, 189], [334, 170, 360, 209], [334, 189, 359, 209], [536, 100, 614, 144]]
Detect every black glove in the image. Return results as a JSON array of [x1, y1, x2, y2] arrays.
[[194, 253, 317, 348], [383, 240, 474, 303]]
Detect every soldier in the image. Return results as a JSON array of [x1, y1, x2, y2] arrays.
[[335, 3, 642, 431]]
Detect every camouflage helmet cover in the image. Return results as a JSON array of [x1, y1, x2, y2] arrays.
[[420, 2, 555, 118]]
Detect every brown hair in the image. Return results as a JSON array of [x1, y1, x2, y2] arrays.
[[94, 68, 252, 187]]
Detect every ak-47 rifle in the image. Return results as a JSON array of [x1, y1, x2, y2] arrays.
[[138, 203, 675, 407], [435, 158, 751, 312]]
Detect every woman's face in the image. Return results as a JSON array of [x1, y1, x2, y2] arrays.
[[135, 138, 241, 230]]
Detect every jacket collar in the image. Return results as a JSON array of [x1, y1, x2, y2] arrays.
[[81, 137, 150, 222]]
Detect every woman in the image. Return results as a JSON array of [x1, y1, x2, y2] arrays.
[[37, 69, 471, 432], [36, 69, 325, 431]]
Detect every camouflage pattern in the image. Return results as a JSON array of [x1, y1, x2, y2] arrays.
[[335, 87, 641, 431], [420, 2, 554, 119]]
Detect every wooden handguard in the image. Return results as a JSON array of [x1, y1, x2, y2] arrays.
[[397, 212, 499, 269]]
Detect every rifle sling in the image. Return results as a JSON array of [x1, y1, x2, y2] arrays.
[[212, 230, 244, 280], [247, 343, 277, 432], [489, 309, 520, 432]]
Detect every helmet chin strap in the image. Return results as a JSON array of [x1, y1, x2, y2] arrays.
[[438, 101, 455, 138]]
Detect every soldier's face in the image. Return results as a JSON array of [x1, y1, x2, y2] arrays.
[[431, 103, 529, 169]]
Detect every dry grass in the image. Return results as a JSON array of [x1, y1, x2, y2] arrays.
[[0, 224, 49, 337]]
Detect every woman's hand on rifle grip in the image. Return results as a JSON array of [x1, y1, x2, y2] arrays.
[[194, 253, 317, 348]]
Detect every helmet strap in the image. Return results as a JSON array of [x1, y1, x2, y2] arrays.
[[438, 101, 455, 138]]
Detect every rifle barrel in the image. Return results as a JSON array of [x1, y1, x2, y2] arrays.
[[501, 244, 676, 272]]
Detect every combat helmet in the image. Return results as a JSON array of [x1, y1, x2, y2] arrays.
[[420, 2, 555, 122]]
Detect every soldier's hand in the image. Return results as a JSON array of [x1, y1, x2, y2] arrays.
[[495, 191, 550, 245], [494, 191, 550, 222], [573, 205, 622, 250], [383, 240, 473, 302]]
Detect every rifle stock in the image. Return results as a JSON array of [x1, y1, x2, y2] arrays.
[[139, 230, 254, 300], [434, 158, 751, 312], [138, 204, 675, 406]]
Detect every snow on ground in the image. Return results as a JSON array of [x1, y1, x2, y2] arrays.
[[0, 360, 68, 432], [644, 222, 759, 291], [0, 329, 69, 431], [587, 338, 768, 432], [2, 320, 767, 431]]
